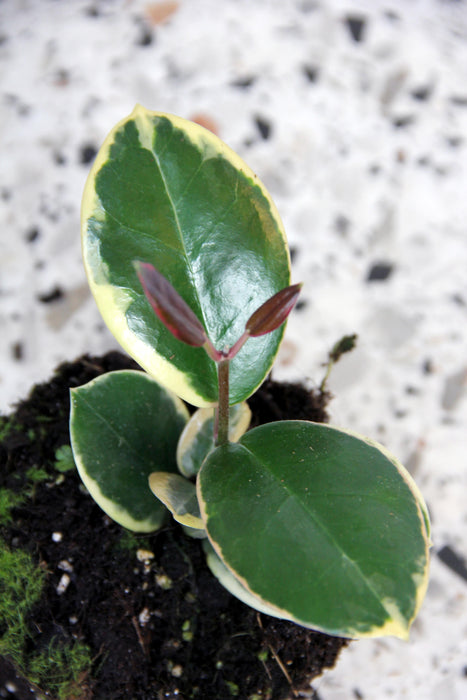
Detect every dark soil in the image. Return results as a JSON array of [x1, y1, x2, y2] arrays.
[[0, 352, 348, 700]]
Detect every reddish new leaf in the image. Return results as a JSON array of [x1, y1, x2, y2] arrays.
[[134, 261, 207, 347], [245, 283, 302, 337]]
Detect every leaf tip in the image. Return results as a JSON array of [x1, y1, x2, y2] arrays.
[[245, 282, 303, 337], [134, 260, 208, 348]]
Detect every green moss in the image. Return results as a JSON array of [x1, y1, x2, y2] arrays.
[[0, 489, 25, 525], [225, 680, 239, 696], [0, 540, 92, 698], [28, 640, 92, 700], [26, 466, 50, 483], [0, 415, 12, 442], [182, 619, 193, 642], [23, 465, 54, 501], [115, 528, 151, 552], [0, 540, 44, 663]]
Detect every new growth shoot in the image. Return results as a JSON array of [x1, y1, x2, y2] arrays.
[[135, 261, 302, 446]]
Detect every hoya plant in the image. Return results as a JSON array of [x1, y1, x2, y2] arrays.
[[70, 106, 430, 640]]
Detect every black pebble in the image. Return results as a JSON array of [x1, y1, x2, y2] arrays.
[[417, 155, 430, 168], [12, 341, 24, 360], [452, 293, 466, 306], [366, 262, 394, 282], [450, 95, 467, 107], [334, 215, 350, 236], [411, 85, 432, 102], [37, 286, 65, 304], [422, 358, 434, 375], [231, 76, 256, 89], [405, 385, 419, 395], [344, 15, 366, 43], [438, 545, 467, 583], [54, 151, 67, 165], [25, 227, 40, 243], [85, 5, 99, 17], [138, 27, 154, 47], [79, 144, 97, 165], [446, 136, 463, 149], [303, 65, 319, 83], [254, 116, 272, 140], [384, 10, 400, 22], [392, 115, 415, 129]]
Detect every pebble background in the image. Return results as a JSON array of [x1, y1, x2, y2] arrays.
[[1, 1, 467, 698]]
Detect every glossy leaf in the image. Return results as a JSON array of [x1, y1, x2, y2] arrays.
[[148, 471, 205, 531], [177, 402, 252, 478], [70, 370, 189, 532], [197, 421, 430, 639], [82, 106, 290, 407]]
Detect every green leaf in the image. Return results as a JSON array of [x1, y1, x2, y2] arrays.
[[148, 471, 205, 531], [197, 421, 430, 639], [70, 370, 189, 532], [177, 402, 251, 478], [82, 106, 290, 407], [54, 445, 76, 473], [328, 333, 358, 363]]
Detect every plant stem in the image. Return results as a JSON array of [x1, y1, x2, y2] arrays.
[[215, 358, 230, 446], [319, 360, 333, 394]]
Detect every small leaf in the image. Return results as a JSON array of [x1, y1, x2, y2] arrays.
[[54, 445, 76, 473], [148, 471, 205, 531], [245, 283, 302, 337], [135, 261, 207, 347], [70, 370, 189, 532], [198, 420, 430, 638], [329, 333, 358, 363], [177, 403, 251, 478]]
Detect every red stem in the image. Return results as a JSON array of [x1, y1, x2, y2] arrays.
[[215, 358, 230, 446]]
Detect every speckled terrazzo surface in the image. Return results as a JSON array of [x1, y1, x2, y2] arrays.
[[1, 0, 466, 698]]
